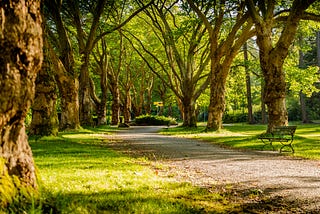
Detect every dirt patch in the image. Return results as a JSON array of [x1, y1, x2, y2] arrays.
[[106, 126, 320, 213]]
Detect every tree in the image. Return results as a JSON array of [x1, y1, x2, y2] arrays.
[[243, 42, 256, 124], [187, 0, 255, 130], [44, 0, 81, 130], [92, 36, 109, 126], [0, 0, 42, 200], [245, 0, 319, 132], [129, 0, 211, 127], [70, 0, 109, 126]]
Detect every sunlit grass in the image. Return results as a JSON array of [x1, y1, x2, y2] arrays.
[[161, 123, 320, 159], [29, 126, 237, 213]]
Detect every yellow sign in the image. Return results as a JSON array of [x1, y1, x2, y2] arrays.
[[153, 101, 163, 107]]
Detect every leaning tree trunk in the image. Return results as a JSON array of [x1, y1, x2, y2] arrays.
[[0, 0, 42, 195], [29, 38, 59, 136]]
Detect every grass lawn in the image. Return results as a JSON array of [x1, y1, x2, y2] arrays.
[[161, 122, 320, 160], [5, 123, 319, 213], [23, 125, 237, 214]]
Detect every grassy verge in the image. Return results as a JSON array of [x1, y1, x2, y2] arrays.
[[161, 122, 320, 160], [26, 125, 236, 213]]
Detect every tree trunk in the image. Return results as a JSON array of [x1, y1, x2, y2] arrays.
[[298, 38, 310, 123], [110, 82, 120, 125], [206, 65, 227, 131], [45, 0, 81, 131], [317, 31, 320, 66], [97, 70, 108, 125], [48, 45, 80, 130], [30, 48, 59, 136], [79, 55, 94, 126], [262, 63, 288, 132], [123, 89, 131, 123], [244, 42, 255, 124], [0, 0, 42, 194], [181, 96, 197, 127]]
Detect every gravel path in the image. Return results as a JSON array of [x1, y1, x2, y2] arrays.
[[107, 126, 320, 211]]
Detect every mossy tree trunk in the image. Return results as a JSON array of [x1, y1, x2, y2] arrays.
[[29, 37, 58, 136], [0, 0, 42, 191]]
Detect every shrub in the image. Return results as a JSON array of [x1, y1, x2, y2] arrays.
[[133, 115, 177, 126]]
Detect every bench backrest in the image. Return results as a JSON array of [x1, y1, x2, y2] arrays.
[[272, 126, 297, 137]]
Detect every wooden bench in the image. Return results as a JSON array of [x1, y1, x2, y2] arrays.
[[258, 126, 297, 153]]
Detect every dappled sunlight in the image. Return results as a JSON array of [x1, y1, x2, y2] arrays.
[[30, 127, 238, 213]]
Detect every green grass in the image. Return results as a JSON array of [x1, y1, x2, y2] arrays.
[[161, 122, 320, 159], [26, 125, 236, 213]]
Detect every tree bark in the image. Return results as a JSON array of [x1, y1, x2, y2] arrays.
[[206, 65, 227, 130], [29, 38, 59, 136], [79, 54, 94, 126], [0, 0, 42, 191]]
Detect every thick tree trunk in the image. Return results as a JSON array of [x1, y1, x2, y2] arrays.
[[79, 57, 94, 126], [181, 97, 197, 127], [30, 38, 59, 136], [0, 0, 42, 193], [206, 65, 228, 131], [261, 63, 288, 132]]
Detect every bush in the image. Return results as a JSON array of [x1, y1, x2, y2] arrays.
[[133, 115, 177, 126]]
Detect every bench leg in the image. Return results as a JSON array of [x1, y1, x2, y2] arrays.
[[280, 142, 294, 153], [260, 139, 275, 151]]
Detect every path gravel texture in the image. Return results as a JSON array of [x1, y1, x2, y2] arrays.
[[107, 126, 320, 211]]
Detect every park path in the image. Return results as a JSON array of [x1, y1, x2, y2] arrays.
[[107, 126, 320, 209]]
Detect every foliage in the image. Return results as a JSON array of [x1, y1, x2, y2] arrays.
[[133, 114, 177, 126]]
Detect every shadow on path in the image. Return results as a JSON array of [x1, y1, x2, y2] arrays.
[[108, 126, 320, 207]]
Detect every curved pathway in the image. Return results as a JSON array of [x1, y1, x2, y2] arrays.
[[107, 126, 320, 210]]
